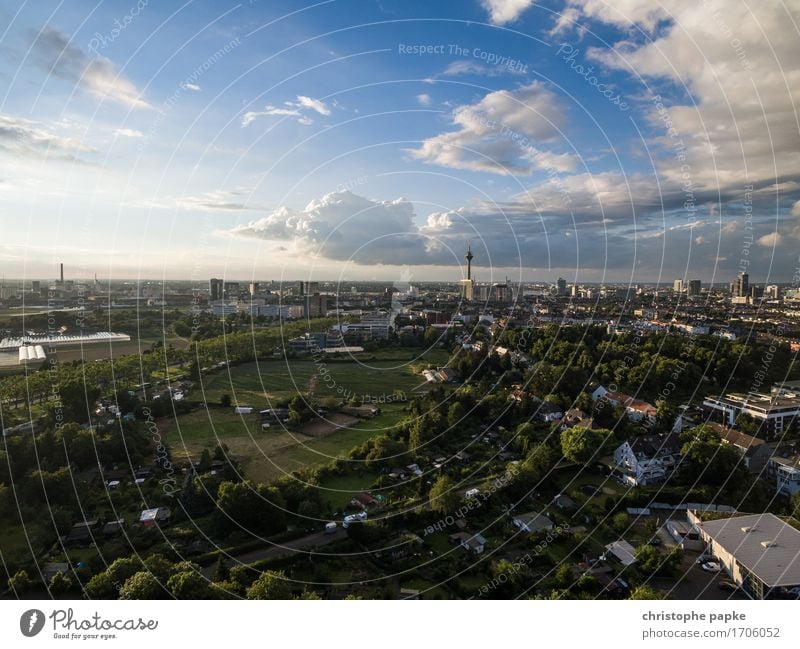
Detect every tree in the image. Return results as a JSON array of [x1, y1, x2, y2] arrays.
[[629, 584, 664, 600], [246, 570, 291, 600], [428, 475, 460, 514], [167, 570, 210, 599], [680, 425, 746, 486], [220, 394, 232, 408], [119, 571, 164, 599], [7, 569, 31, 594], [447, 402, 466, 428], [85, 572, 117, 599], [655, 399, 678, 434], [48, 571, 73, 596], [198, 448, 212, 473], [214, 480, 287, 537], [636, 544, 682, 577], [212, 556, 229, 583], [560, 427, 612, 464]]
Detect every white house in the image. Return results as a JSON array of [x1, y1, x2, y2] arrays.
[[613, 434, 682, 486]]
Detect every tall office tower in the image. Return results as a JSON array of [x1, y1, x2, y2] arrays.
[[765, 285, 782, 299], [249, 282, 259, 297], [224, 282, 240, 299], [687, 279, 702, 297], [31, 280, 40, 293], [209, 278, 224, 301], [673, 279, 683, 293], [734, 272, 749, 297], [556, 277, 567, 296]]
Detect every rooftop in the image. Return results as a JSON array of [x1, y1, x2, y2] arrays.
[[700, 513, 800, 588]]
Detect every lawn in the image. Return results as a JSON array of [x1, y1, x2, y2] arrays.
[[196, 353, 441, 407], [163, 402, 411, 484], [316, 472, 380, 511]]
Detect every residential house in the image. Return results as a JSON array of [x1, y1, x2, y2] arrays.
[[613, 433, 682, 486], [450, 531, 486, 554], [709, 423, 773, 473], [538, 400, 564, 422], [560, 408, 596, 430], [604, 540, 637, 566], [512, 512, 554, 534], [552, 493, 577, 511], [139, 507, 171, 527], [766, 454, 800, 497], [351, 492, 380, 509]]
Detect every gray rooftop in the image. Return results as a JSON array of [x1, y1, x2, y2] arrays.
[[700, 513, 800, 588]]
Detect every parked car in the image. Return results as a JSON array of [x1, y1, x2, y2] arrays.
[[700, 561, 722, 573]]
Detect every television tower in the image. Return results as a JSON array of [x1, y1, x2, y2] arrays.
[[465, 243, 474, 281]]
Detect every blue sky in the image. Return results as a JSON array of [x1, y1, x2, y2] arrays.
[[1, 0, 799, 285]]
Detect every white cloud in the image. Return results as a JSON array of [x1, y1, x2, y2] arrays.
[[241, 95, 330, 127], [416, 93, 432, 106], [0, 114, 94, 161], [113, 128, 143, 138], [182, 83, 201, 92], [295, 95, 330, 115], [573, 1, 800, 199], [437, 60, 526, 78], [480, 0, 535, 25], [408, 81, 573, 175], [756, 232, 783, 247], [221, 189, 800, 279], [32, 27, 150, 110], [792, 200, 800, 217], [549, 7, 582, 36]]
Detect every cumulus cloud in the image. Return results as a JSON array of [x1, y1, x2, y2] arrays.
[[416, 93, 432, 106], [0, 114, 94, 162], [480, 0, 535, 25], [408, 81, 574, 175], [241, 95, 331, 127], [31, 27, 150, 110], [182, 83, 201, 92], [219, 190, 766, 279], [792, 200, 800, 217], [575, 1, 800, 201], [756, 232, 783, 247]]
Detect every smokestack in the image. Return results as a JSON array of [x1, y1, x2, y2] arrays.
[[60, 263, 64, 283]]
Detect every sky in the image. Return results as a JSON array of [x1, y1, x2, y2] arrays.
[[1, 0, 799, 286]]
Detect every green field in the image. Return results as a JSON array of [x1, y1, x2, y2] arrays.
[[196, 352, 446, 406], [165, 402, 409, 483]]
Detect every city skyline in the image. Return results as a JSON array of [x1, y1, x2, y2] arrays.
[[0, 1, 799, 282]]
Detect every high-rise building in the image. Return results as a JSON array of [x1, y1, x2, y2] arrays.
[[766, 285, 782, 299], [31, 280, 40, 293], [687, 279, 701, 297], [673, 279, 683, 293], [249, 282, 259, 297], [224, 282, 240, 299], [571, 284, 578, 297], [734, 272, 749, 297], [304, 293, 327, 317], [556, 277, 567, 296], [750, 285, 763, 300], [209, 278, 224, 301]]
